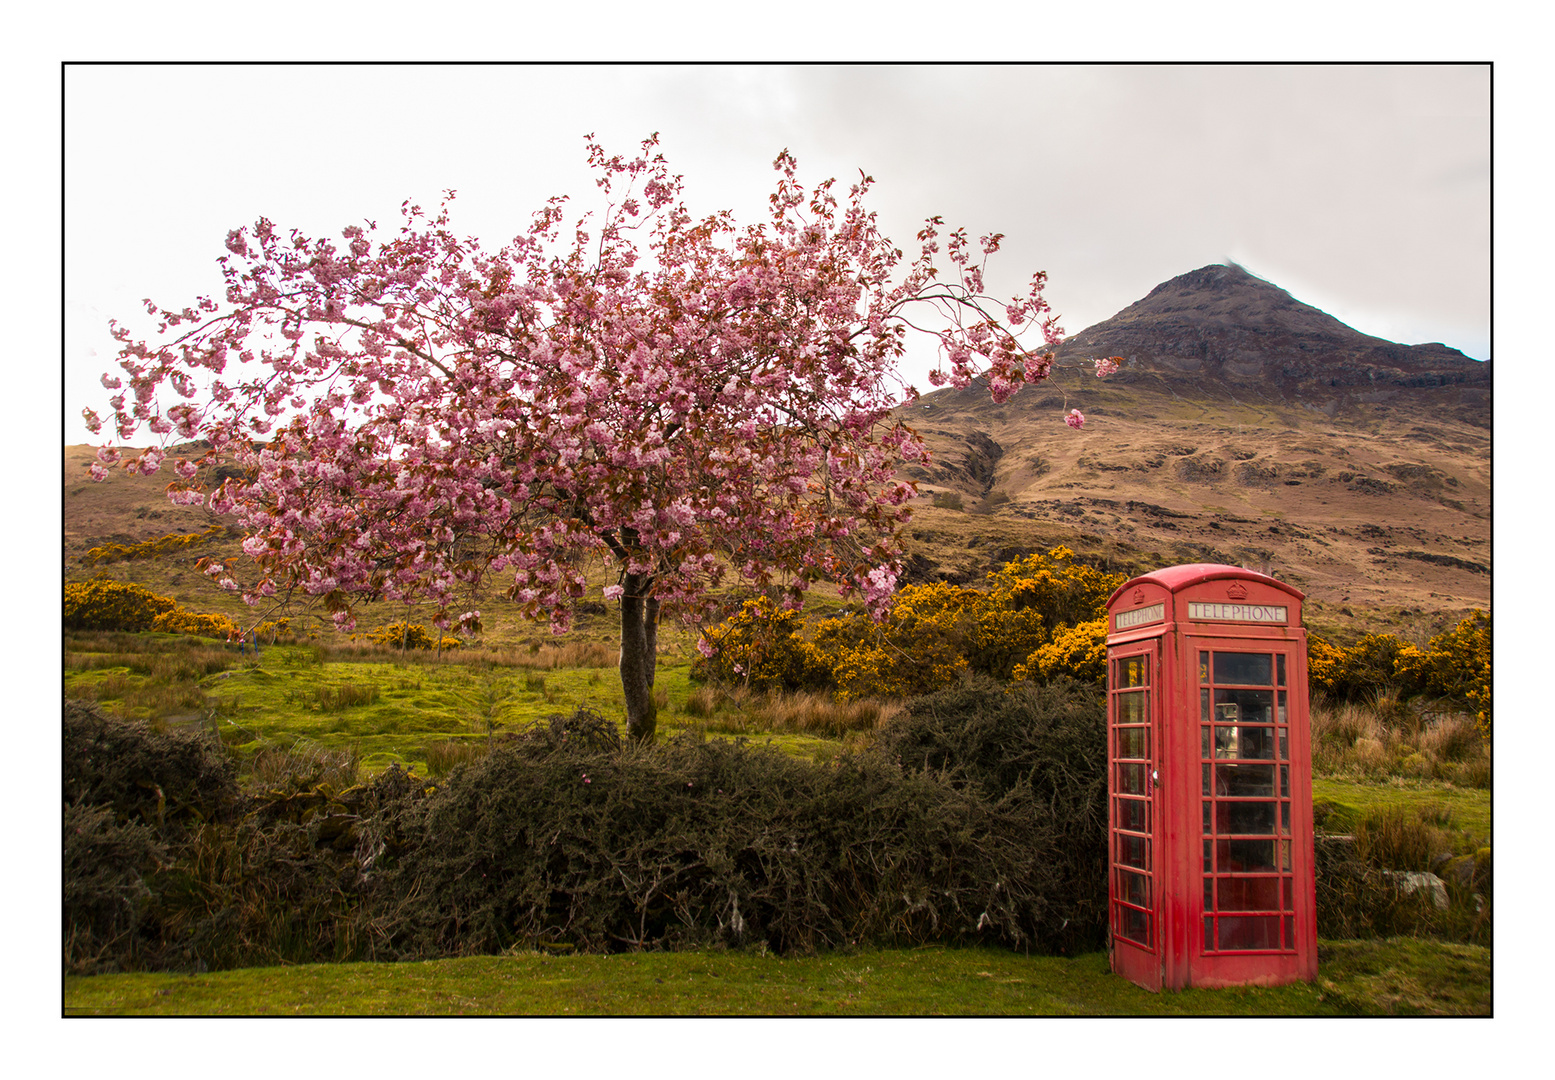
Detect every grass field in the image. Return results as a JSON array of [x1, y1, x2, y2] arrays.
[[63, 633, 853, 775], [1313, 776, 1492, 846], [63, 938, 1489, 1016]]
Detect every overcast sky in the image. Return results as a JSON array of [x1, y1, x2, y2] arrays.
[[63, 62, 1489, 445]]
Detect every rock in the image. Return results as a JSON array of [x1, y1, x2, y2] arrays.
[[1383, 870, 1450, 910]]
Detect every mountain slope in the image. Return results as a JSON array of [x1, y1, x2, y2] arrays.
[[897, 265, 1490, 637]]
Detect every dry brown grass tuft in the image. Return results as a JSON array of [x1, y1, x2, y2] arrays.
[[1417, 713, 1482, 763], [1312, 696, 1489, 788], [682, 685, 903, 740], [246, 740, 360, 790], [423, 738, 492, 777], [1354, 805, 1458, 872]]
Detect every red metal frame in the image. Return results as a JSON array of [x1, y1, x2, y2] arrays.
[[1108, 642, 1160, 990], [1105, 564, 1317, 991]]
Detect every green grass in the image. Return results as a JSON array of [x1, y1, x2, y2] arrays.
[[1313, 776, 1491, 848], [61, 938, 1489, 1016], [62, 635, 855, 774]]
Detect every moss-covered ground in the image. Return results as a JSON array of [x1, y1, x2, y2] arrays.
[[63, 635, 845, 775]]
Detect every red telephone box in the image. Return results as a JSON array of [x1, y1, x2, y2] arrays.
[[1105, 564, 1317, 991]]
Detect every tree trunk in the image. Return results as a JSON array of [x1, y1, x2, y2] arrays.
[[619, 572, 658, 743], [644, 597, 660, 688]]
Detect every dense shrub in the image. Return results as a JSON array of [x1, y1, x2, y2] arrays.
[[134, 816, 379, 972], [63, 699, 241, 831], [368, 685, 1109, 959], [695, 548, 1122, 701], [869, 677, 1109, 951], [63, 578, 180, 632], [694, 596, 831, 692], [64, 699, 238, 973], [64, 802, 164, 973], [63, 699, 424, 973], [1016, 618, 1108, 685], [362, 621, 462, 651], [1309, 611, 1492, 741], [150, 608, 241, 639]]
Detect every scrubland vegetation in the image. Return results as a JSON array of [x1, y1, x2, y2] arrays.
[[63, 551, 1492, 1014]]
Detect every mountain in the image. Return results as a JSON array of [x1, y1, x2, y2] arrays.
[[1052, 263, 1489, 417], [896, 264, 1490, 639], [63, 264, 1491, 643]]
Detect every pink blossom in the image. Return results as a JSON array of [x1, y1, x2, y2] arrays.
[[1065, 408, 1086, 429], [1093, 357, 1120, 378], [89, 135, 1102, 745]]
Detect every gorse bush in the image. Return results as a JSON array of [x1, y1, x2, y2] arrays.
[[64, 683, 1114, 970], [694, 596, 831, 692], [695, 547, 1124, 700], [1308, 610, 1492, 741], [1016, 618, 1108, 685], [1307, 632, 1414, 702], [82, 525, 231, 566], [979, 547, 1121, 664], [1397, 610, 1492, 739], [150, 608, 241, 640], [251, 617, 294, 643], [816, 581, 987, 701], [64, 578, 181, 632], [360, 621, 463, 651], [375, 687, 1109, 959], [64, 577, 258, 644]]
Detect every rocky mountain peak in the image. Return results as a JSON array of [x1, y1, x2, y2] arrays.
[[1042, 264, 1489, 421]]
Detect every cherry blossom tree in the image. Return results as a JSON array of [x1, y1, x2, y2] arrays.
[[89, 135, 1115, 742]]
